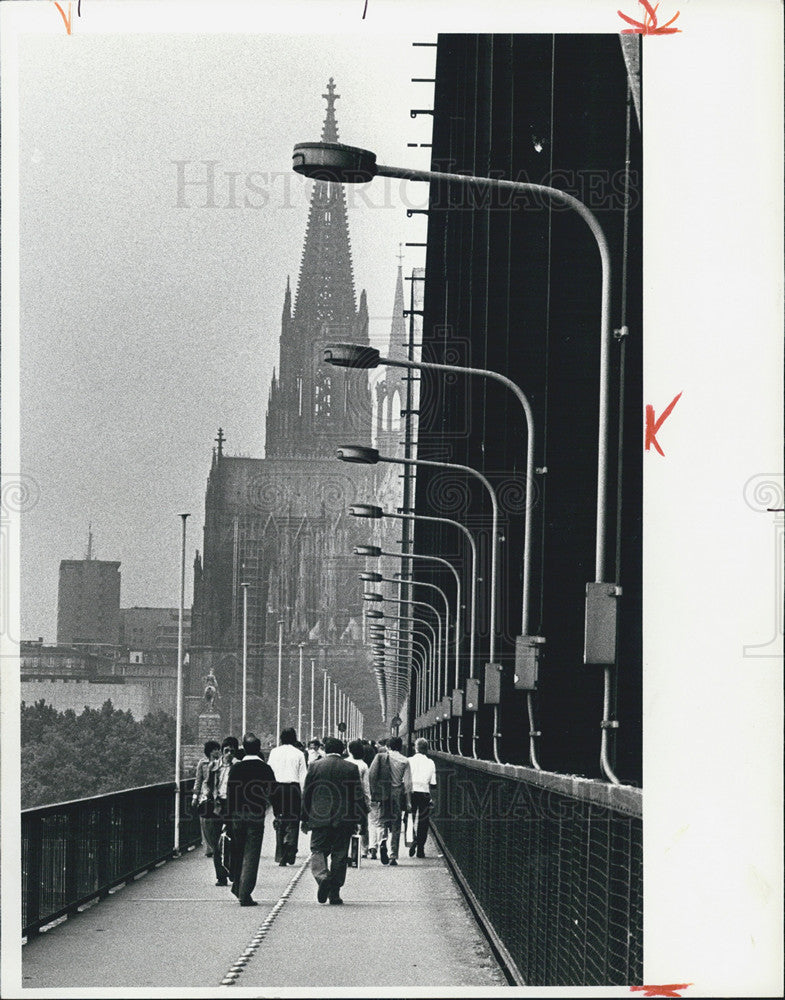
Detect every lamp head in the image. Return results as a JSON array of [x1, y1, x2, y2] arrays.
[[292, 141, 378, 183], [324, 343, 381, 369], [362, 592, 384, 602], [354, 545, 382, 557], [364, 609, 384, 619], [359, 571, 382, 582], [350, 503, 384, 519], [337, 445, 379, 465]]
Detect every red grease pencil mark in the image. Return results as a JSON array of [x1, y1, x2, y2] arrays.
[[630, 987, 692, 998], [53, 1, 72, 34], [618, 0, 681, 34], [645, 392, 682, 456]]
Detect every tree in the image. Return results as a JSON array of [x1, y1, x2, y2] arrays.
[[20, 700, 196, 808]]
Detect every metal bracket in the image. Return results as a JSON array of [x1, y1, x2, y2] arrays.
[[535, 466, 548, 475], [613, 325, 629, 341], [600, 719, 619, 729]]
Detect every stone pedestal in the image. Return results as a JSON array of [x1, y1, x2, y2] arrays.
[[198, 710, 222, 742]]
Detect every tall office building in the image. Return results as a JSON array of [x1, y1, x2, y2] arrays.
[[56, 556, 121, 647]]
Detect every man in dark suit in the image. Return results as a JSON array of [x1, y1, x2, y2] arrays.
[[225, 732, 278, 907], [301, 737, 368, 905]]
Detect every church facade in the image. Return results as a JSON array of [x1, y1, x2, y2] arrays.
[[187, 81, 405, 741]]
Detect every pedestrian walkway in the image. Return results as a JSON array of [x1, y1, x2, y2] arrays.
[[22, 813, 506, 990]]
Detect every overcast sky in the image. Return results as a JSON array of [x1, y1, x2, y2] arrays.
[[19, 32, 433, 640]]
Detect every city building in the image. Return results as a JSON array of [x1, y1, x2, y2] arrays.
[[119, 606, 191, 665], [56, 548, 121, 648]]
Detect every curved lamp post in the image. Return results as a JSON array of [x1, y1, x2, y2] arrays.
[[360, 571, 453, 696], [364, 606, 438, 727], [346, 450, 503, 763], [351, 503, 476, 685], [296, 140, 619, 782], [353, 502, 478, 757], [355, 543, 463, 748], [363, 590, 444, 700]]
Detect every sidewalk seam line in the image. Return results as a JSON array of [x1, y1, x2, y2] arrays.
[[219, 860, 309, 986]]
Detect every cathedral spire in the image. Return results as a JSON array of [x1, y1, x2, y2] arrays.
[[265, 79, 372, 460], [321, 77, 340, 143]]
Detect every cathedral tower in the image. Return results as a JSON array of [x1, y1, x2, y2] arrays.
[[265, 78, 372, 459]]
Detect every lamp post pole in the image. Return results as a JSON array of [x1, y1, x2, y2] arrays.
[[297, 643, 304, 741], [310, 658, 316, 740], [240, 582, 249, 734], [276, 619, 284, 741], [174, 512, 189, 856]]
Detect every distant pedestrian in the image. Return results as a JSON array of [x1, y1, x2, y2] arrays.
[[307, 739, 324, 765], [207, 738, 240, 885], [301, 737, 368, 905], [369, 736, 411, 866], [225, 732, 279, 906], [366, 738, 389, 860], [361, 739, 376, 766], [267, 727, 308, 866], [408, 737, 437, 858], [192, 740, 221, 856], [346, 739, 372, 857]]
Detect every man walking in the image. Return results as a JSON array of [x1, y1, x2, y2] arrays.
[[267, 727, 308, 866], [301, 737, 368, 905], [225, 732, 278, 907], [191, 740, 220, 856], [408, 737, 437, 858], [369, 736, 412, 865]]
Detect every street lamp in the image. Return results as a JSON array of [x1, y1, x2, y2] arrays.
[[361, 571, 459, 752], [352, 502, 477, 686], [362, 591, 445, 701], [310, 658, 316, 741], [276, 619, 284, 740], [174, 512, 189, 856], [348, 444, 503, 763], [364, 606, 438, 723], [297, 642, 305, 740], [357, 547, 458, 716], [240, 582, 250, 734], [297, 140, 618, 780], [293, 141, 611, 585], [339, 358, 543, 766]]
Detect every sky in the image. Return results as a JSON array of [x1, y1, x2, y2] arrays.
[[18, 32, 432, 639]]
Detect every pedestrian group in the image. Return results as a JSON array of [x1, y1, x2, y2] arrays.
[[191, 731, 437, 907]]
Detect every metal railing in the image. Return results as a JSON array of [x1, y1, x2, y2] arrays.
[[22, 779, 200, 938], [431, 753, 642, 987]]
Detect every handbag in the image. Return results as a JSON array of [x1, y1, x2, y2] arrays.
[[348, 832, 361, 869], [404, 812, 415, 848]]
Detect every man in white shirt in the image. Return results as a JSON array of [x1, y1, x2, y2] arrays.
[[267, 727, 308, 865], [408, 737, 437, 858]]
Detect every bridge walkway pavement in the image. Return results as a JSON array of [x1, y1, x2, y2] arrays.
[[22, 812, 507, 991]]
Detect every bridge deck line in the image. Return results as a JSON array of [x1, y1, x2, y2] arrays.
[[22, 813, 506, 990]]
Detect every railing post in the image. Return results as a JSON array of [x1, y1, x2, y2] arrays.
[[64, 805, 80, 914], [96, 799, 112, 898], [24, 813, 43, 937]]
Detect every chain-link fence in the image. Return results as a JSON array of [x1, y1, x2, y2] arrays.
[[432, 754, 642, 986]]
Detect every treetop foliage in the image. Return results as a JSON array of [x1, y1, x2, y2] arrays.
[[21, 699, 195, 809]]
